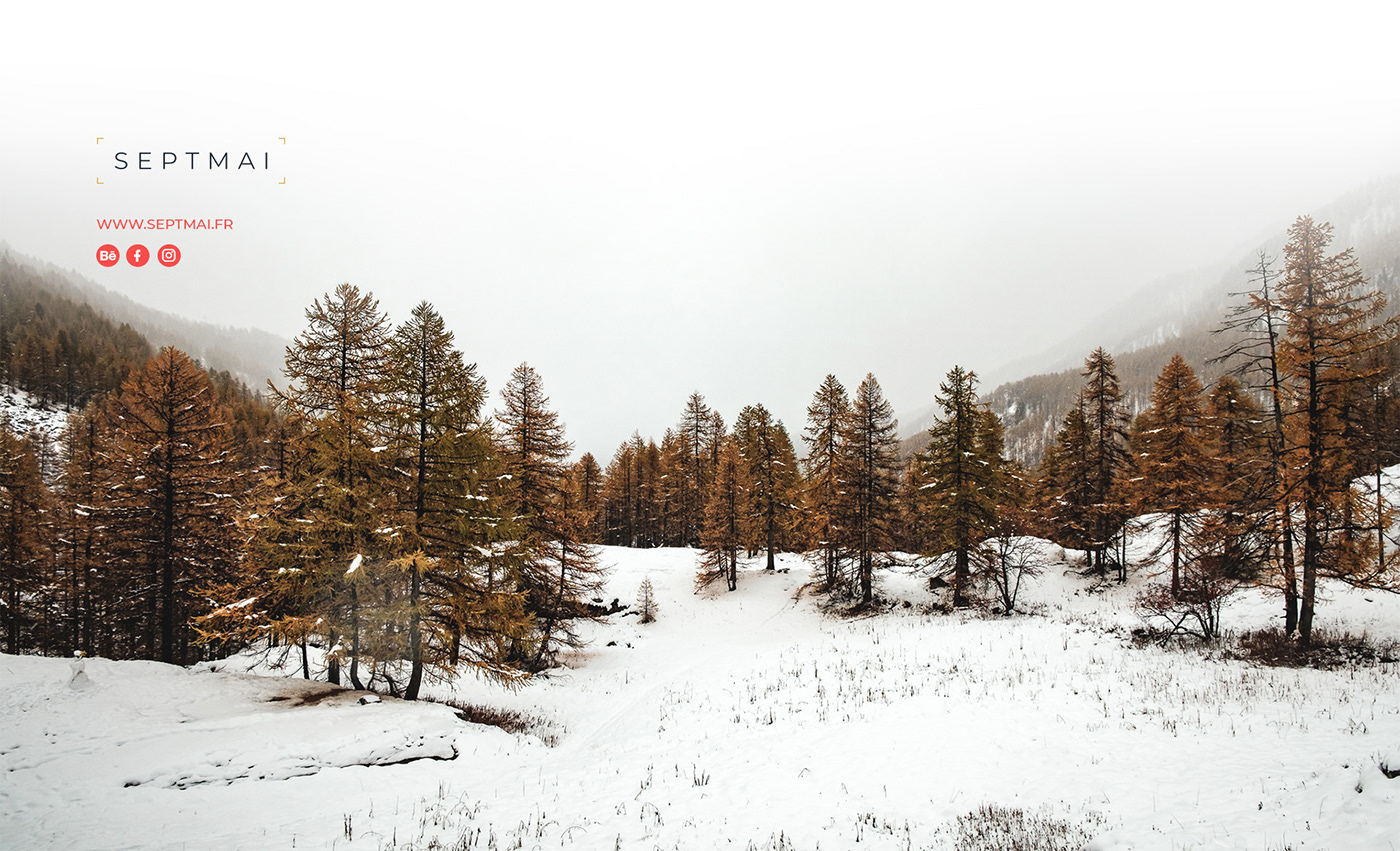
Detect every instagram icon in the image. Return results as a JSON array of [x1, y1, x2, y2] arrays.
[[157, 244, 181, 267]]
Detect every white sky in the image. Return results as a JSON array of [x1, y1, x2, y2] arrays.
[[4, 2, 1400, 457]]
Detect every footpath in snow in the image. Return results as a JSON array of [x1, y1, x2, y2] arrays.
[[3, 544, 1400, 850]]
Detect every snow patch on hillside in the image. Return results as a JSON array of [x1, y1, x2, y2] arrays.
[[0, 386, 71, 440], [1, 386, 71, 479]]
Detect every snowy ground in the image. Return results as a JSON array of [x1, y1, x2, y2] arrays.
[[1, 386, 70, 439], [3, 543, 1399, 850], [1, 386, 71, 478]]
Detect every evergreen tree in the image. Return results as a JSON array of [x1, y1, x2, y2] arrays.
[[697, 437, 747, 591], [917, 366, 1003, 607], [896, 456, 934, 554], [495, 363, 605, 669], [1276, 216, 1399, 643], [1216, 252, 1301, 632], [636, 576, 658, 623], [1132, 354, 1213, 596], [0, 426, 49, 653], [1036, 403, 1093, 552], [52, 407, 113, 656], [839, 374, 901, 603], [1079, 348, 1132, 579], [382, 301, 497, 699], [496, 363, 570, 530], [645, 430, 673, 546], [104, 347, 243, 665], [267, 283, 393, 686], [801, 375, 851, 590], [572, 452, 605, 544], [1202, 375, 1267, 507], [676, 393, 717, 546], [602, 438, 638, 547], [531, 465, 607, 668], [733, 403, 800, 570]]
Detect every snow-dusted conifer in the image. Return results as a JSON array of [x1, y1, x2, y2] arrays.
[[838, 374, 900, 603], [801, 375, 851, 591], [917, 365, 1003, 608], [495, 363, 606, 670], [1131, 354, 1213, 597], [733, 403, 799, 570], [636, 576, 658, 624], [696, 438, 747, 592]]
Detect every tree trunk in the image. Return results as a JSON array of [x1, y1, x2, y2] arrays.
[[405, 555, 423, 700], [1170, 512, 1181, 598], [953, 547, 969, 608], [349, 584, 364, 689], [1281, 509, 1298, 635], [327, 627, 341, 685]]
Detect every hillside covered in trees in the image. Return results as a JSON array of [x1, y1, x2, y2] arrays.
[[0, 245, 290, 390], [922, 177, 1400, 467], [4, 213, 1400, 685]]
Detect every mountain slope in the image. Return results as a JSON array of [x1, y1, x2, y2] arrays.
[[0, 243, 289, 390], [905, 176, 1400, 464]]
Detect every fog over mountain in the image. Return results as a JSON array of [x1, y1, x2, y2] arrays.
[[900, 176, 1400, 465], [4, 5, 1400, 457], [0, 242, 289, 391]]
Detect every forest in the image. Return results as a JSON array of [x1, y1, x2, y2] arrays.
[[2, 215, 1399, 697]]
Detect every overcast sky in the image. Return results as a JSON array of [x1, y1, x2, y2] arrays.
[[4, 2, 1400, 457]]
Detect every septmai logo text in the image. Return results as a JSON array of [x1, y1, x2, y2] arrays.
[[114, 151, 270, 170], [98, 218, 233, 230]]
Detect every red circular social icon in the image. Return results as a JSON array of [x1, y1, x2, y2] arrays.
[[126, 244, 150, 267], [156, 244, 181, 267], [97, 244, 120, 267]]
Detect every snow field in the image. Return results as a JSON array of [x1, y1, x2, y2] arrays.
[[2, 543, 1398, 849], [0, 387, 70, 441]]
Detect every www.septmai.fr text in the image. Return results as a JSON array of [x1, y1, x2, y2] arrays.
[[97, 218, 233, 230]]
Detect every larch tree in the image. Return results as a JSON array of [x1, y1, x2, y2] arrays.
[[839, 374, 901, 603], [266, 283, 393, 687], [1133, 376, 1274, 645], [382, 300, 503, 699], [675, 393, 718, 547], [733, 403, 799, 570], [697, 437, 747, 592], [896, 455, 934, 554], [1036, 403, 1093, 553], [495, 363, 605, 670], [0, 426, 49, 653], [572, 452, 605, 544], [1202, 376, 1268, 507], [1276, 216, 1399, 644], [105, 347, 243, 665], [801, 374, 851, 591], [1079, 348, 1132, 579], [917, 365, 1003, 608], [602, 438, 639, 547], [1131, 354, 1214, 597], [636, 576, 658, 623], [1216, 252, 1302, 632], [53, 407, 113, 656], [1348, 345, 1400, 584]]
